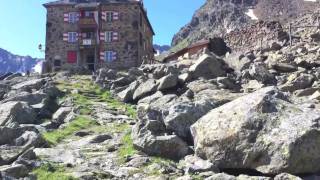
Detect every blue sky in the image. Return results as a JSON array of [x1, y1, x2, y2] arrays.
[[0, 0, 205, 58]]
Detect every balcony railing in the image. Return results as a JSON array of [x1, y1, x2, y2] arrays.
[[78, 18, 97, 28], [80, 39, 96, 46]]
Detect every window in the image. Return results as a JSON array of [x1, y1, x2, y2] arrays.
[[105, 31, 113, 42], [105, 51, 117, 62], [85, 11, 94, 18], [68, 12, 77, 23], [68, 32, 77, 43], [106, 12, 113, 22], [67, 51, 77, 64], [104, 31, 118, 42], [54, 59, 61, 67]]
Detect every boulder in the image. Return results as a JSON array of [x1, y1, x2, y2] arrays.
[[224, 54, 252, 73], [249, 62, 276, 84], [280, 73, 314, 92], [178, 73, 192, 84], [157, 74, 178, 91], [0, 164, 29, 178], [0, 101, 36, 127], [52, 107, 73, 126], [181, 155, 218, 174], [217, 77, 239, 90], [132, 130, 190, 160], [189, 54, 227, 79], [191, 87, 320, 174], [2, 92, 47, 105], [272, 63, 297, 73], [117, 81, 140, 103], [163, 99, 215, 141], [133, 79, 158, 101], [11, 78, 46, 91], [153, 65, 179, 79], [274, 173, 302, 180]]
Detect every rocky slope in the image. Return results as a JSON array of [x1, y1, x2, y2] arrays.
[[171, 0, 320, 49], [0, 48, 41, 74], [154, 44, 171, 54]]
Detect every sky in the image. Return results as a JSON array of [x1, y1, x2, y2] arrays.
[[0, 0, 205, 58]]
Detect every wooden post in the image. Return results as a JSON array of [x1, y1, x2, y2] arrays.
[[289, 23, 292, 47]]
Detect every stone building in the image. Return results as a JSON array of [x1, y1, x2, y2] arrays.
[[43, 0, 154, 72]]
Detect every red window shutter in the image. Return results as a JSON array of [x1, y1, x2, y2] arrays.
[[64, 13, 69, 22], [112, 12, 119, 20], [112, 32, 119, 41], [67, 51, 77, 63]]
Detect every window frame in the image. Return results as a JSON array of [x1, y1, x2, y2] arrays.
[[105, 51, 113, 62], [68, 32, 77, 43], [105, 31, 113, 43], [106, 11, 113, 22], [68, 12, 77, 23]]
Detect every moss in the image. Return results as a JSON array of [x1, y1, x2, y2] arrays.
[[43, 116, 97, 145], [118, 130, 137, 164], [32, 163, 77, 180]]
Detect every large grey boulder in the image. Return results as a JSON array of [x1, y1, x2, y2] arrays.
[[133, 79, 158, 101], [0, 101, 36, 127], [157, 74, 178, 91], [52, 107, 74, 127], [163, 99, 215, 141], [191, 87, 320, 174], [249, 62, 276, 85], [117, 81, 140, 103], [0, 164, 29, 179], [189, 54, 227, 79]]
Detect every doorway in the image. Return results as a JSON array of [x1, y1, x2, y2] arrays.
[[86, 55, 95, 71]]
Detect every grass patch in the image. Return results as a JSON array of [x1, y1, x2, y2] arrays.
[[32, 163, 76, 180], [118, 131, 137, 164], [43, 116, 96, 145]]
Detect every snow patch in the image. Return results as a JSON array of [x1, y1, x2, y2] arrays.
[[246, 9, 259, 20], [32, 61, 43, 74]]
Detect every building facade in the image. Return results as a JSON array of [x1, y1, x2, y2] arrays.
[[43, 0, 154, 72]]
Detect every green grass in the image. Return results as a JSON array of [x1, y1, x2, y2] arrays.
[[43, 116, 97, 145], [32, 163, 77, 180], [118, 131, 137, 164]]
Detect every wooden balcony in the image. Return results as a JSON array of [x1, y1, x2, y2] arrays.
[[78, 18, 97, 28]]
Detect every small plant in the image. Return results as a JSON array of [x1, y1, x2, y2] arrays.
[[32, 163, 77, 180], [118, 131, 137, 164], [43, 116, 96, 145]]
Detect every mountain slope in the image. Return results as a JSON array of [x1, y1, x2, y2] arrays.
[[171, 0, 320, 49], [0, 48, 40, 74]]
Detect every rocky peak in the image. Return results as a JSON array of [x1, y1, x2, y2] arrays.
[[171, 0, 320, 48]]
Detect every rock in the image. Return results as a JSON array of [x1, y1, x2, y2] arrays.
[[181, 155, 218, 174], [138, 91, 164, 105], [126, 156, 150, 168], [163, 99, 215, 141], [52, 107, 73, 126], [242, 80, 264, 93], [274, 173, 302, 180], [224, 54, 252, 73], [133, 79, 158, 101], [309, 91, 320, 100], [272, 63, 298, 73], [0, 164, 29, 178], [205, 173, 236, 180], [269, 42, 282, 51], [217, 77, 239, 90], [249, 62, 276, 84], [195, 89, 242, 106], [280, 73, 314, 92], [33, 148, 84, 165], [178, 73, 192, 84], [113, 76, 133, 88], [11, 78, 46, 91], [153, 65, 179, 79], [2, 92, 47, 105], [191, 87, 320, 174], [157, 74, 178, 91], [294, 87, 319, 97], [0, 126, 39, 145], [187, 80, 217, 93], [132, 120, 190, 160], [189, 54, 227, 79], [0, 101, 36, 127], [117, 81, 140, 103]]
